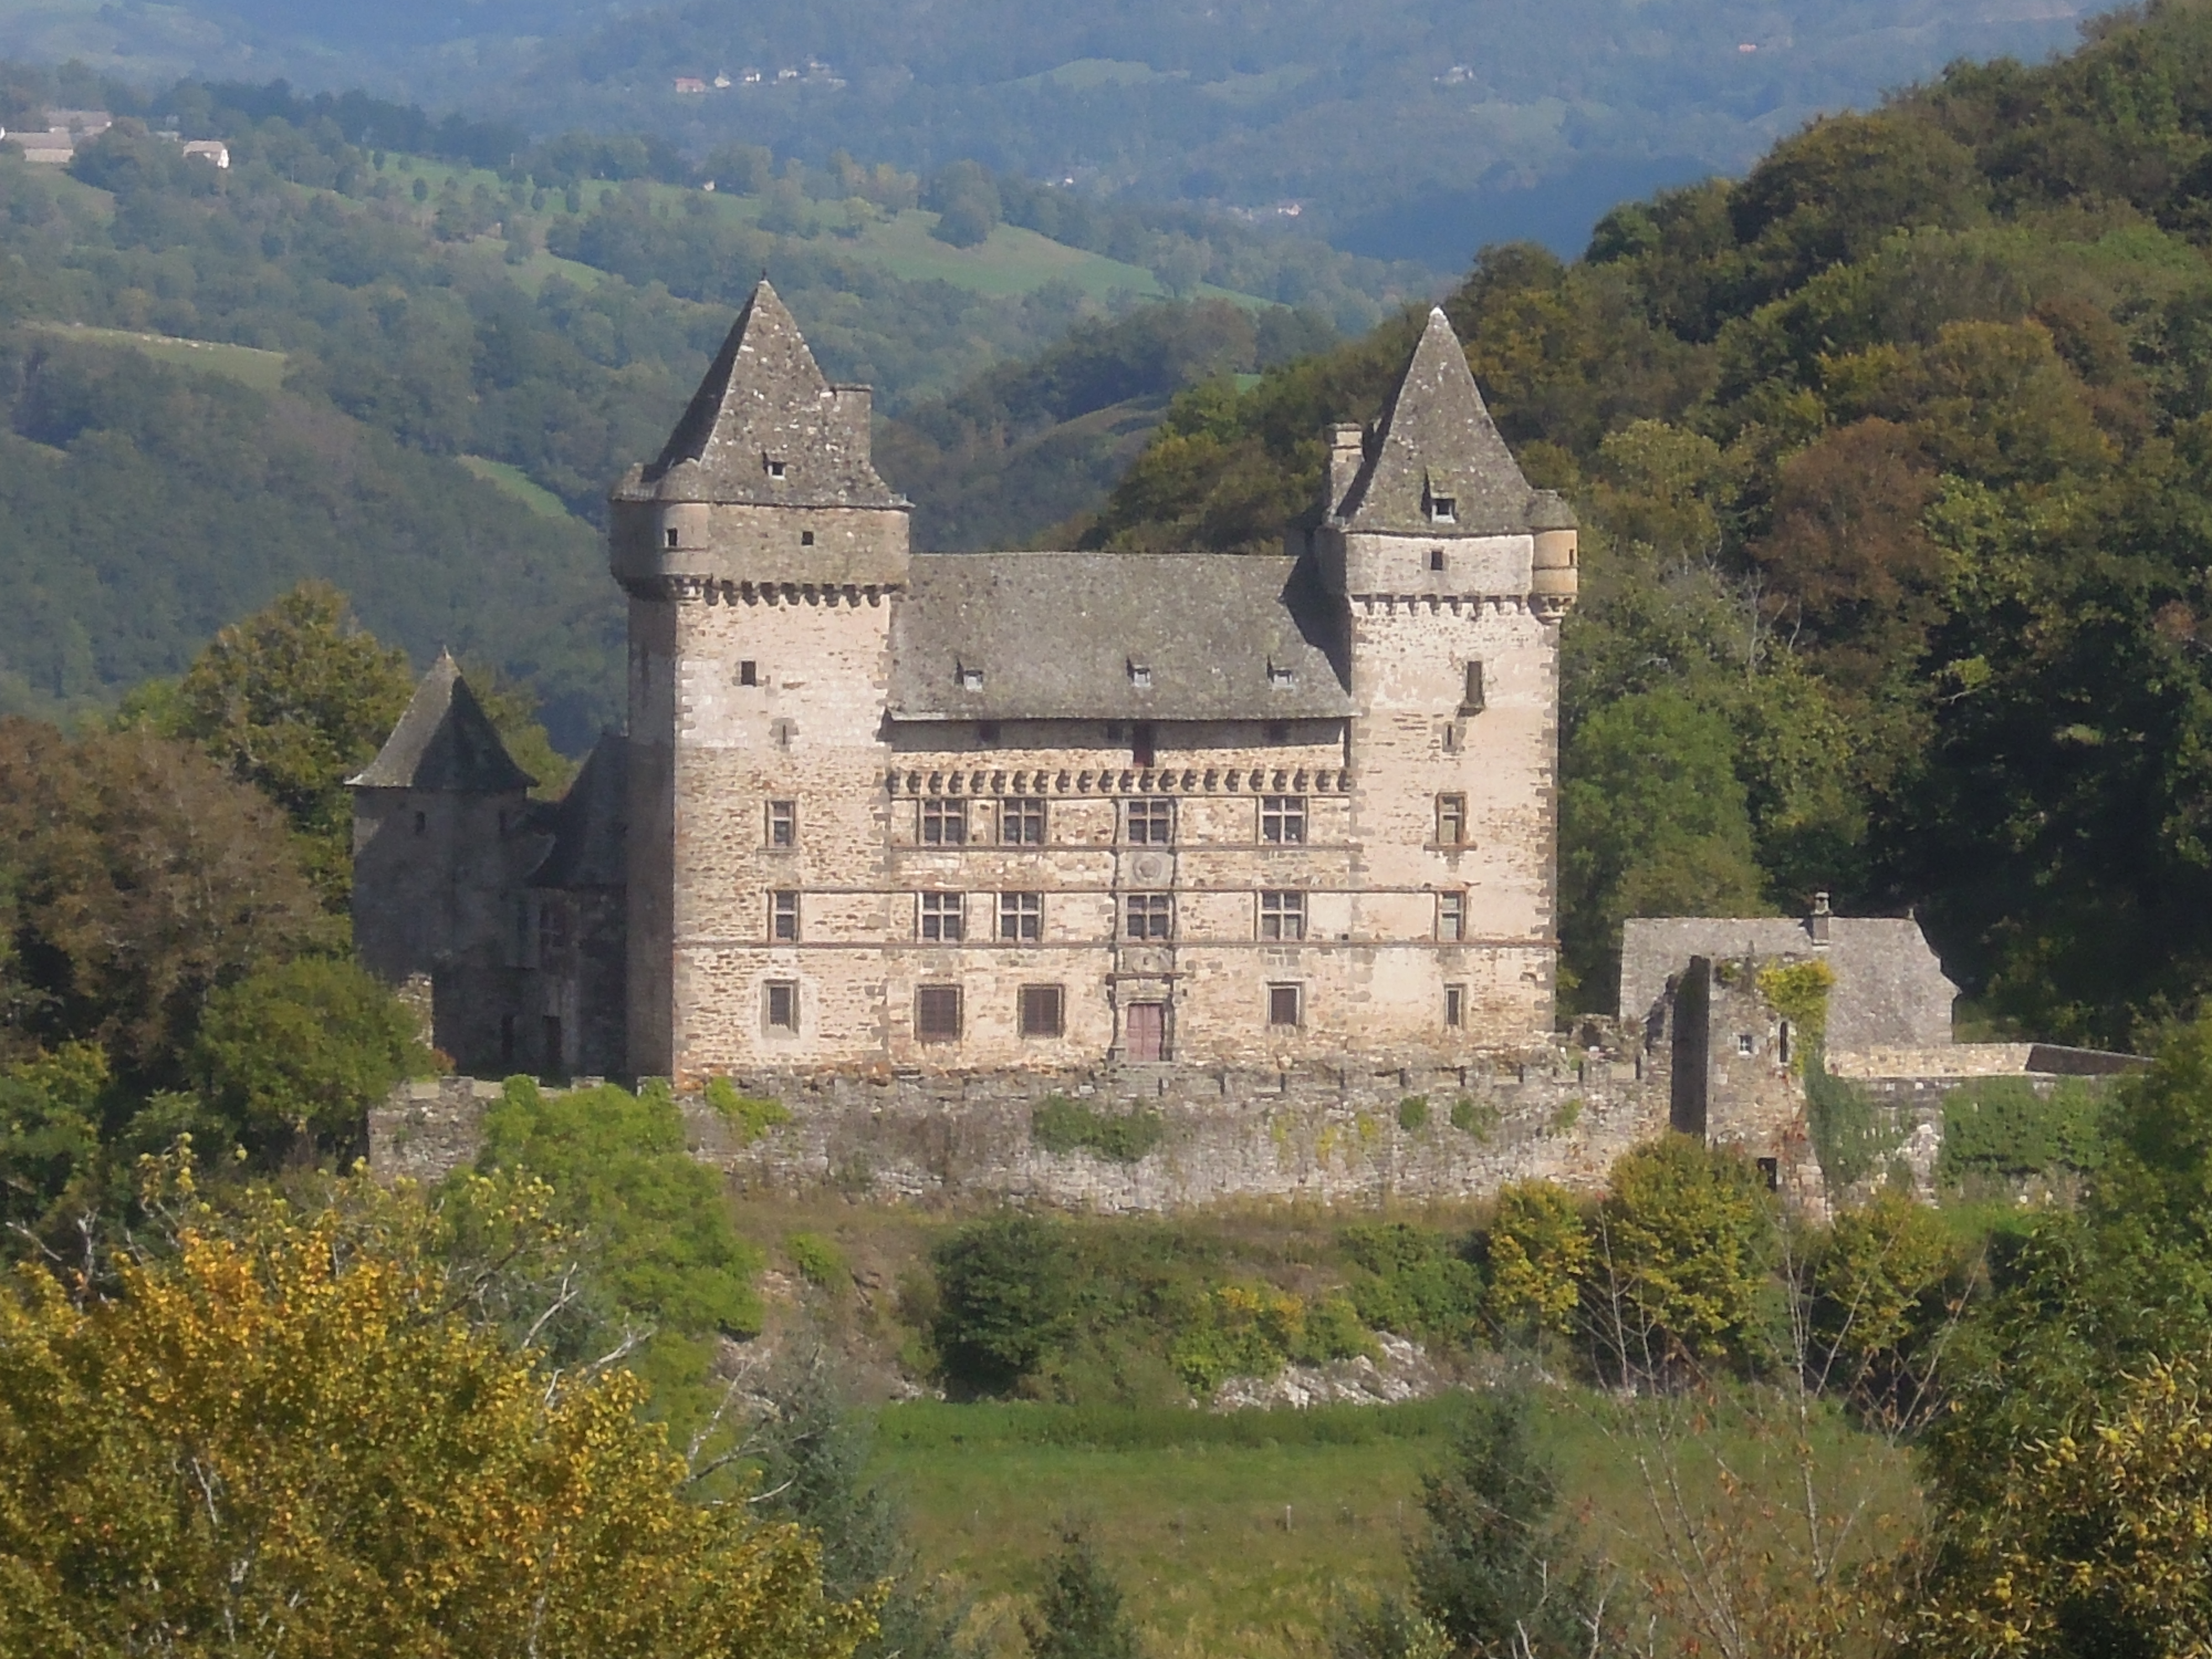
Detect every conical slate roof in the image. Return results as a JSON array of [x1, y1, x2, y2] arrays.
[[628, 279, 900, 508], [347, 651, 535, 793], [1340, 307, 1546, 536], [529, 732, 628, 888]]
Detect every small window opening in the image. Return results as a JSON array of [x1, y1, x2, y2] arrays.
[[413, 810, 427, 836], [1429, 547, 1446, 572], [771, 890, 801, 942], [1757, 1157, 1781, 1192], [1460, 660, 1486, 714], [959, 666, 984, 692], [1437, 891, 1467, 942], [1129, 661, 1152, 690], [1125, 798, 1173, 845], [800, 529, 816, 546], [921, 797, 967, 845], [665, 526, 680, 549], [1019, 984, 1065, 1038], [1444, 984, 1465, 1027], [919, 892, 964, 942], [1124, 893, 1173, 940], [766, 457, 786, 478], [771, 718, 795, 749], [766, 980, 799, 1030], [1269, 663, 1295, 689], [1737, 1032, 1756, 1057], [1431, 495, 1457, 523], [1132, 723, 1156, 767], [1260, 795, 1307, 844], [739, 659, 758, 686], [1268, 984, 1302, 1027], [768, 801, 797, 847], [541, 1015, 564, 1074], [1259, 890, 1306, 941], [1779, 1021, 1792, 1067], [1437, 794, 1467, 846], [916, 984, 963, 1042], [1001, 796, 1046, 844]]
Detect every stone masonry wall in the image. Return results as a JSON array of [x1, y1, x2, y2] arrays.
[[373, 1045, 1673, 1211]]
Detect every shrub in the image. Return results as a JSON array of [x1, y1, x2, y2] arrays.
[[705, 1076, 791, 1144], [1449, 1097, 1498, 1139], [1484, 1181, 1590, 1341], [786, 1232, 849, 1291], [1341, 1223, 1485, 1347], [1398, 1096, 1430, 1131], [1031, 1095, 1165, 1163], [1807, 1053, 1903, 1190], [1170, 1284, 1374, 1391], [1595, 1138, 1776, 1375], [1940, 1076, 2104, 1183], [930, 1214, 1083, 1392]]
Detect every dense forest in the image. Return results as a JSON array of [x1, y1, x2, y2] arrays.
[[1078, 0, 2212, 1049]]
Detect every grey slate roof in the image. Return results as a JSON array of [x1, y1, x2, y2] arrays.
[[348, 651, 535, 793], [620, 280, 901, 509], [1619, 915, 1960, 1053], [1340, 307, 1552, 537], [886, 552, 1352, 722], [530, 733, 628, 889]]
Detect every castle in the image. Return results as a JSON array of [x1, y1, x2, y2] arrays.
[[350, 281, 1582, 1083]]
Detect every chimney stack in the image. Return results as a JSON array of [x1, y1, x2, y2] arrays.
[[1808, 891, 1832, 946]]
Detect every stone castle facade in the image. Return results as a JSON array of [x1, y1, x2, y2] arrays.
[[351, 282, 1582, 1084]]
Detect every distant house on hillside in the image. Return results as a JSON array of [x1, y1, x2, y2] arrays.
[[181, 140, 230, 169], [15, 129, 79, 165], [673, 76, 708, 95]]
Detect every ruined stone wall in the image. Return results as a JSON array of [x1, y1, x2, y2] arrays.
[[372, 1047, 1671, 1210]]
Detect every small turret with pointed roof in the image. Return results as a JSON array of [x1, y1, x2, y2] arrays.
[[348, 650, 534, 794], [609, 279, 910, 590], [1315, 306, 1576, 611]]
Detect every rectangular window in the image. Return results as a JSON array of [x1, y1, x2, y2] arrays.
[[998, 892, 1043, 942], [768, 800, 797, 847], [1259, 890, 1306, 941], [915, 984, 962, 1042], [919, 892, 964, 942], [1430, 495, 1457, 523], [1125, 798, 1173, 845], [1444, 984, 1465, 1027], [1132, 722, 1157, 766], [1124, 893, 1173, 940], [739, 659, 758, 686], [1436, 794, 1467, 846], [1000, 797, 1047, 845], [1268, 984, 1302, 1027], [1460, 660, 1486, 714], [1437, 891, 1466, 942], [1019, 984, 1065, 1038], [1261, 795, 1307, 844], [765, 980, 799, 1030], [921, 797, 967, 845], [771, 890, 801, 942]]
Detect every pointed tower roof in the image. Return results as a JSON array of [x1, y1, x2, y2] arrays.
[[627, 279, 901, 508], [347, 651, 535, 792], [1339, 307, 1546, 536]]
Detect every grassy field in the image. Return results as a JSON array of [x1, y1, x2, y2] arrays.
[[28, 322, 290, 390], [458, 455, 581, 520], [869, 1390, 1921, 1659]]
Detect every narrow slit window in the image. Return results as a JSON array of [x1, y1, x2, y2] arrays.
[[771, 890, 801, 942], [1259, 890, 1306, 941], [665, 526, 680, 548], [915, 984, 962, 1042], [1444, 984, 1465, 1027], [998, 892, 1043, 942], [765, 980, 799, 1030], [1132, 722, 1157, 766], [919, 892, 964, 942], [1019, 984, 1065, 1038], [1460, 660, 1486, 714]]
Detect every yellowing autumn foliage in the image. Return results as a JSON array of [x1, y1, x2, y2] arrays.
[[0, 1168, 872, 1659]]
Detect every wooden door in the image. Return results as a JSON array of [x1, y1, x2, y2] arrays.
[[1125, 1001, 1165, 1062]]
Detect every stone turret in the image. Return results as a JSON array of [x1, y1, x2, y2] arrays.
[[349, 652, 541, 1071], [608, 279, 910, 593], [1314, 306, 1577, 615]]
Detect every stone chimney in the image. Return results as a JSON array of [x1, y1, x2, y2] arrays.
[[1808, 891, 1832, 946], [1325, 422, 1364, 520]]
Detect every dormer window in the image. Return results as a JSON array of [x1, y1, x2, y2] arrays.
[[1129, 662, 1152, 690], [765, 456, 786, 478], [1269, 663, 1295, 690], [1430, 495, 1457, 523], [959, 665, 984, 692]]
